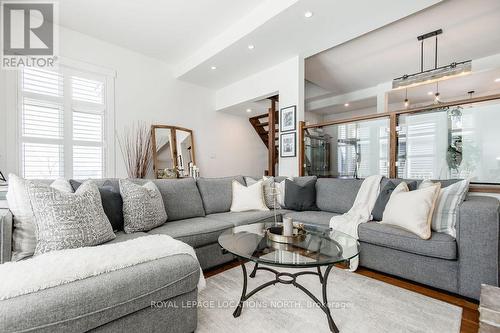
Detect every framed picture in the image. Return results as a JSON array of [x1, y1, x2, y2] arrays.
[[280, 132, 296, 157], [280, 105, 296, 132]]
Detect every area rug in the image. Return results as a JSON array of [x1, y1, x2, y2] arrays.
[[197, 263, 462, 333]]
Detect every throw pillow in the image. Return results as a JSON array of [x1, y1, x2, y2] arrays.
[[230, 180, 269, 212], [276, 177, 293, 207], [119, 179, 167, 233], [70, 180, 124, 231], [283, 178, 318, 211], [244, 176, 280, 209], [371, 180, 417, 221], [6, 174, 73, 261], [381, 183, 441, 239], [419, 179, 469, 237], [26, 180, 116, 255]]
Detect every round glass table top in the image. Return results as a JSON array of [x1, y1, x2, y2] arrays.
[[218, 222, 359, 267]]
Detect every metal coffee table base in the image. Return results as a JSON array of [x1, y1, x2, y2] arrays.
[[232, 262, 340, 333]]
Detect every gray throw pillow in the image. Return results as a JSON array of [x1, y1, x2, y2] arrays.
[[119, 179, 167, 233], [283, 179, 319, 211], [70, 180, 124, 231], [371, 180, 417, 221], [26, 180, 116, 255]]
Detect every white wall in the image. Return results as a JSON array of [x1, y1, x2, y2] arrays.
[[216, 56, 305, 176], [0, 27, 267, 178]]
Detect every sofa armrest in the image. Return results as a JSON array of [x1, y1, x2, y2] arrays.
[[458, 195, 500, 299], [0, 208, 13, 264]]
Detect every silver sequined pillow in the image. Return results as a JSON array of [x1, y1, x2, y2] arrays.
[[119, 180, 167, 233], [27, 181, 116, 255]]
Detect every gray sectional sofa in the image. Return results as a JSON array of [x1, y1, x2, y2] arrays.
[[0, 176, 499, 332]]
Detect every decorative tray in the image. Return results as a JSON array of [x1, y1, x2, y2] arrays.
[[266, 224, 306, 244]]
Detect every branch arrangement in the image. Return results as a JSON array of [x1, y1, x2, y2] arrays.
[[117, 122, 152, 178]]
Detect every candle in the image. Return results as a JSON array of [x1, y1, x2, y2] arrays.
[[283, 217, 293, 237]]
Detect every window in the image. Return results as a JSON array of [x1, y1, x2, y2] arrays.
[[397, 101, 500, 184], [19, 65, 111, 179], [304, 118, 389, 178]]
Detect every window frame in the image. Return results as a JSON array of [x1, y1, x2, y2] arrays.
[[15, 59, 116, 179]]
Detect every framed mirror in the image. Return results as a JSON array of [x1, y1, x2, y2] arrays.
[[151, 125, 196, 178]]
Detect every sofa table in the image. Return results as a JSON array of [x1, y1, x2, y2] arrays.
[[218, 222, 359, 333]]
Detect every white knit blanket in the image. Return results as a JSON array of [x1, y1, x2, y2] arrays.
[[0, 234, 206, 300], [330, 175, 383, 271]]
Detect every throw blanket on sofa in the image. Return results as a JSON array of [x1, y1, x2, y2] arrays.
[[0, 235, 205, 300], [329, 175, 383, 271]]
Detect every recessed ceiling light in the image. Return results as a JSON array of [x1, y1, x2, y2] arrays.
[[304, 11, 313, 18], [427, 91, 433, 95], [246, 108, 252, 113], [211, 66, 217, 70], [344, 103, 349, 107], [495, 78, 500, 82], [248, 44, 255, 50]]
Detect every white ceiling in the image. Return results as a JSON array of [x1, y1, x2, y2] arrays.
[[176, 0, 441, 88], [57, 0, 441, 89], [306, 0, 500, 95], [58, 0, 267, 65]]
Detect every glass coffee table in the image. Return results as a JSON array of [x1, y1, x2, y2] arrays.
[[218, 222, 359, 333]]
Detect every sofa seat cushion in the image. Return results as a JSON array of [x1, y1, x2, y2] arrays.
[[283, 210, 339, 227], [0, 254, 200, 333], [147, 217, 233, 248], [207, 211, 277, 226], [358, 222, 457, 260]]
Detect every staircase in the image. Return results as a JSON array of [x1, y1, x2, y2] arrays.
[[249, 97, 279, 176]]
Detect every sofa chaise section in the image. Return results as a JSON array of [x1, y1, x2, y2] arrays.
[[0, 254, 200, 333]]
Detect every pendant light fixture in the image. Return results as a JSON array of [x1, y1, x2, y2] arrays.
[[393, 29, 471, 89], [434, 81, 441, 103], [404, 88, 409, 108]]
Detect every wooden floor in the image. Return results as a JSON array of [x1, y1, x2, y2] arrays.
[[204, 261, 479, 333]]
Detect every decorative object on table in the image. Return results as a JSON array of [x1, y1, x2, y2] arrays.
[[280, 105, 296, 132], [0, 171, 6, 182], [151, 125, 196, 178], [280, 132, 296, 157], [282, 217, 293, 236], [189, 164, 200, 178], [157, 168, 178, 179], [266, 223, 306, 244], [117, 122, 152, 178]]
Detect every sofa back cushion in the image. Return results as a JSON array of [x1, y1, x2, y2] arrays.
[[150, 178, 205, 221], [197, 176, 245, 214], [316, 178, 364, 214]]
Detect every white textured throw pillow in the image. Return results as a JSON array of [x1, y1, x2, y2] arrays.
[[26, 180, 116, 255], [230, 180, 269, 212], [6, 174, 73, 260], [419, 179, 469, 238], [276, 177, 293, 207], [244, 176, 280, 209], [120, 180, 167, 233], [381, 183, 441, 239]]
